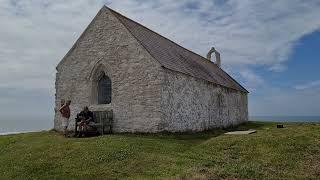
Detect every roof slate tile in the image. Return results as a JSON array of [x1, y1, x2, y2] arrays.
[[107, 6, 248, 93]]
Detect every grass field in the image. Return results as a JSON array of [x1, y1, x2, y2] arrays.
[[0, 121, 320, 179]]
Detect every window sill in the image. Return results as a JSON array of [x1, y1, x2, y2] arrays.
[[89, 104, 112, 111]]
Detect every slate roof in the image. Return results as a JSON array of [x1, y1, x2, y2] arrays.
[[107, 6, 248, 93]]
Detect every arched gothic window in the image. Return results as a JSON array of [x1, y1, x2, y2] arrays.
[[98, 73, 111, 104]]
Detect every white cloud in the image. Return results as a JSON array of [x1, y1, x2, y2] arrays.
[[268, 64, 287, 72], [239, 69, 265, 92], [0, 0, 106, 91], [1, 0, 320, 117], [294, 80, 320, 90], [106, 0, 320, 65], [1, 0, 320, 91]]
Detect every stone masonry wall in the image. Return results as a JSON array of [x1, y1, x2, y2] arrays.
[[160, 68, 248, 132], [54, 7, 163, 132]]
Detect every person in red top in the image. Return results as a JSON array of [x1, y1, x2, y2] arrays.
[[59, 100, 71, 137]]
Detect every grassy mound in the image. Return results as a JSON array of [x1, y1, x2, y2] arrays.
[[0, 121, 319, 179]]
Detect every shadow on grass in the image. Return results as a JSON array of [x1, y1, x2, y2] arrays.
[[231, 121, 270, 131], [61, 122, 269, 146], [112, 121, 268, 142]]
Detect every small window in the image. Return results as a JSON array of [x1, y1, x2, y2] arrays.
[[98, 73, 111, 104]]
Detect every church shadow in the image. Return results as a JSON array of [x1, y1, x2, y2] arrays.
[[227, 121, 267, 131], [118, 121, 266, 143], [69, 122, 266, 143]]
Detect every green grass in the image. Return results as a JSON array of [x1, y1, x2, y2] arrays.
[[0, 121, 320, 180]]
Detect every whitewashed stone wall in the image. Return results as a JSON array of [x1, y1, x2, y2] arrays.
[[54, 7, 248, 133], [54, 7, 163, 132], [160, 68, 248, 132]]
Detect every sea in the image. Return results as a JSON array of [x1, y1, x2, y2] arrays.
[[0, 116, 319, 135], [250, 116, 320, 122], [0, 116, 52, 135]]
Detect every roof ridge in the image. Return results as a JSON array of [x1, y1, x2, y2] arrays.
[[57, 7, 106, 69], [106, 6, 165, 70], [104, 5, 248, 93], [105, 6, 219, 67]]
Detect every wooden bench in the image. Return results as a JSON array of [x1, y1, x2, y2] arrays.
[[92, 110, 113, 135], [74, 110, 113, 136]]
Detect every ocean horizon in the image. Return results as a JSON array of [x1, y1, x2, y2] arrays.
[[250, 116, 320, 122], [0, 117, 52, 135], [0, 116, 319, 135]]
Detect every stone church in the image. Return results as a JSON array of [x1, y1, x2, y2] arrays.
[[54, 6, 248, 133]]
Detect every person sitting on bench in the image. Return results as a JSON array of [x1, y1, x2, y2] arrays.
[[77, 106, 94, 137]]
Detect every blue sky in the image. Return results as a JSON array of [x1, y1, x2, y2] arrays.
[[252, 31, 320, 89], [0, 0, 320, 124], [249, 30, 320, 116]]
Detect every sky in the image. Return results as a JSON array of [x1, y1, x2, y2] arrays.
[[0, 0, 320, 126]]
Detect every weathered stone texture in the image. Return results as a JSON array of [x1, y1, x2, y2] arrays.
[[54, 8, 163, 132], [54, 7, 248, 133], [160, 69, 248, 132]]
